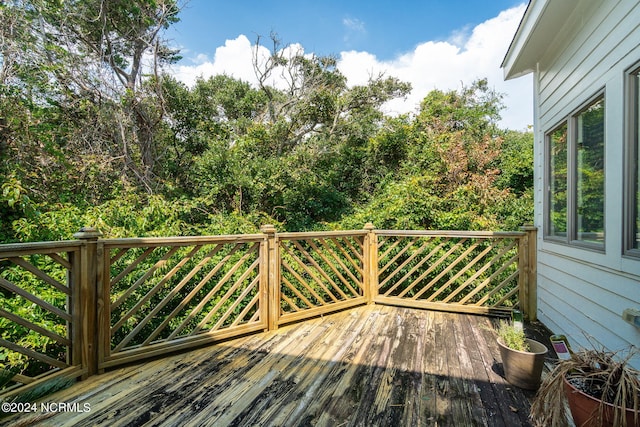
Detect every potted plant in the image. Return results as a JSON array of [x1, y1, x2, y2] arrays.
[[531, 346, 640, 427], [495, 320, 548, 390]]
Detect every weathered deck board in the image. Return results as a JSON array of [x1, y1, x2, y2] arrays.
[[2, 305, 545, 427]]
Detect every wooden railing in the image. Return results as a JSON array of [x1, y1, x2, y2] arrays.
[[0, 241, 85, 397], [100, 234, 267, 369], [0, 224, 537, 399], [272, 228, 370, 328], [372, 229, 535, 316]]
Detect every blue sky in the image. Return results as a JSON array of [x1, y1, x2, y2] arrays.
[[167, 1, 533, 130], [171, 0, 524, 60]]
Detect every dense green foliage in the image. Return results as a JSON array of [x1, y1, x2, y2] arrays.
[[1, 1, 533, 244]]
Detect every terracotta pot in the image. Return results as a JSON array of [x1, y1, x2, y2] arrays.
[[497, 337, 547, 390], [563, 375, 639, 427]]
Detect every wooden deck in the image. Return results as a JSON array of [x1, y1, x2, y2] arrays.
[[2, 305, 553, 427]]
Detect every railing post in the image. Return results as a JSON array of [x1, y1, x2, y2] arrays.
[[363, 223, 378, 304], [261, 224, 279, 330], [519, 224, 538, 321], [73, 226, 102, 378]]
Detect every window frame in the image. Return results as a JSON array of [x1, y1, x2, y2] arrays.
[[545, 121, 568, 242], [544, 90, 606, 251], [624, 63, 640, 258]]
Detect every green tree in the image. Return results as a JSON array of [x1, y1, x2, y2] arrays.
[[496, 130, 534, 195], [0, 0, 181, 199], [162, 37, 411, 230], [337, 80, 533, 231], [0, 3, 534, 243]]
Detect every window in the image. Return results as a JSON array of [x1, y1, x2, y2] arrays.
[[575, 98, 605, 244], [545, 94, 605, 248], [548, 124, 568, 238], [626, 65, 640, 256]]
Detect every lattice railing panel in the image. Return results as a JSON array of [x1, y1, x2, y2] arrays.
[[377, 235, 520, 309], [279, 235, 365, 314], [0, 245, 80, 395], [0, 227, 536, 398], [107, 239, 263, 355]]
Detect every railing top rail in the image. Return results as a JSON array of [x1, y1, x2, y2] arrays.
[[0, 229, 530, 252], [0, 240, 83, 257], [276, 230, 369, 239], [374, 230, 527, 238], [101, 234, 266, 248]]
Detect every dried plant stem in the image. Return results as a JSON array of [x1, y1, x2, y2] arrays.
[[530, 346, 639, 427]]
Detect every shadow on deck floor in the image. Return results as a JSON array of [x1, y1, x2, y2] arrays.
[[2, 305, 556, 427]]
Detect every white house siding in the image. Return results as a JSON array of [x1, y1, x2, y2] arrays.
[[532, 0, 640, 362]]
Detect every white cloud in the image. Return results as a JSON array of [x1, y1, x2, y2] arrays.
[[172, 35, 258, 86], [343, 17, 366, 33], [170, 4, 533, 130], [171, 36, 308, 92], [337, 4, 532, 130], [342, 17, 367, 47], [447, 25, 472, 48]]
